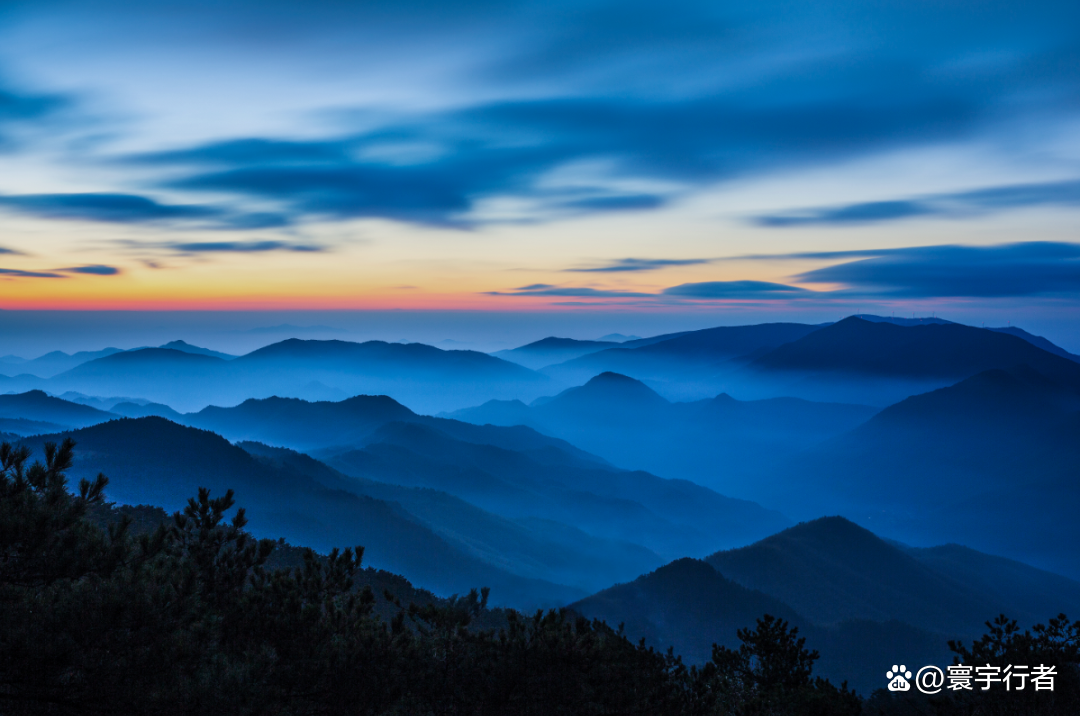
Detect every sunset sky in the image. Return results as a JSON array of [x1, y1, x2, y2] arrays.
[[1, 0, 1079, 352]]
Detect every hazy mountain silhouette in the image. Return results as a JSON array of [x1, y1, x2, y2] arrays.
[[158, 390, 787, 557], [46, 339, 553, 413], [542, 323, 823, 395], [493, 337, 619, 370], [19, 417, 581, 607], [986, 325, 1080, 362], [110, 401, 185, 420], [742, 316, 1080, 404], [536, 371, 670, 423], [568, 557, 946, 695], [239, 441, 664, 592], [852, 314, 1080, 361], [572, 516, 1080, 694], [0, 390, 115, 429], [448, 372, 875, 491], [705, 517, 1080, 634], [316, 418, 789, 559], [750, 365, 1080, 577], [187, 394, 416, 450], [159, 339, 236, 360], [0, 347, 125, 378], [571, 557, 801, 662]]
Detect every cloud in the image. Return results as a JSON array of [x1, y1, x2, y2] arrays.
[[566, 258, 713, 273], [0, 193, 289, 229], [793, 242, 1080, 297], [9, 0, 1080, 231], [135, 85, 987, 227], [755, 179, 1080, 227], [0, 81, 72, 150], [0, 263, 122, 278], [169, 165, 474, 227], [132, 138, 355, 167], [134, 240, 329, 256], [0, 268, 64, 278], [483, 284, 655, 297], [57, 265, 121, 275], [662, 280, 813, 299]]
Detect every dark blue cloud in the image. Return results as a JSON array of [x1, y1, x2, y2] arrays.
[[755, 179, 1080, 227], [0, 192, 289, 229], [0, 193, 215, 222], [566, 258, 713, 273], [169, 165, 473, 226], [483, 285, 654, 298], [161, 241, 326, 254], [0, 268, 64, 278], [757, 201, 935, 227], [0, 87, 65, 123], [662, 280, 813, 299], [133, 138, 355, 167], [793, 242, 1080, 298], [0, 80, 71, 150], [15, 0, 1080, 228], [57, 265, 121, 275], [135, 84, 989, 227]]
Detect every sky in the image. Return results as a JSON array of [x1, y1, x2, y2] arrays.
[[0, 0, 1079, 352]]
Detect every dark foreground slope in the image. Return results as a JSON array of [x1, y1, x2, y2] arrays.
[[4, 450, 883, 716], [19, 417, 579, 607]]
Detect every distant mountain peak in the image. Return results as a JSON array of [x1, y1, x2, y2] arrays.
[[539, 372, 670, 418], [589, 371, 646, 385], [159, 340, 236, 360]]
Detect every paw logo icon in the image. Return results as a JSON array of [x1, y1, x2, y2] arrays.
[[887, 665, 913, 692]]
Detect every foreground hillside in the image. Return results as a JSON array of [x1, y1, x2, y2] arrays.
[[4, 439, 1078, 715], [19, 417, 580, 607]]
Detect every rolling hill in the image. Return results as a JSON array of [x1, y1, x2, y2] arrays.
[[0, 390, 116, 429]]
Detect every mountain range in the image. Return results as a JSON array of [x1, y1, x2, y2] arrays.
[[4, 313, 1080, 695]]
